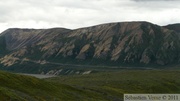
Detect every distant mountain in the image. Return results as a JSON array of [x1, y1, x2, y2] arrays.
[[0, 21, 180, 73]]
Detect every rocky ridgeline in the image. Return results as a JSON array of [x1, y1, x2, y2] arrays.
[[0, 21, 180, 69]]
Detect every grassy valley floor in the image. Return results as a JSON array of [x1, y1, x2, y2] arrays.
[[46, 70, 180, 101]]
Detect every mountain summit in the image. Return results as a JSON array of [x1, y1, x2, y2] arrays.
[[0, 21, 180, 72]]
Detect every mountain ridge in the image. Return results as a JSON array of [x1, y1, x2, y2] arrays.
[[1, 21, 180, 73], [164, 23, 180, 33]]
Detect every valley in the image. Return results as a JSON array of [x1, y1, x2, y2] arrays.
[[17, 73, 56, 79], [0, 21, 180, 101]]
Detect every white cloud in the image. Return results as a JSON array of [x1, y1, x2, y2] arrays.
[[0, 0, 180, 33]]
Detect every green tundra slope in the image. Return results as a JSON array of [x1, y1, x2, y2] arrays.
[[0, 70, 180, 101], [0, 70, 108, 101]]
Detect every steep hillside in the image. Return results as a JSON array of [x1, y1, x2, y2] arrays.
[[1, 21, 180, 73]]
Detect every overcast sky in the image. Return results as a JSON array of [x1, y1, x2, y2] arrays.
[[0, 0, 180, 33]]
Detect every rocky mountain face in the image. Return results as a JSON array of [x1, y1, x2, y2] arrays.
[[164, 24, 180, 33], [0, 22, 180, 71]]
